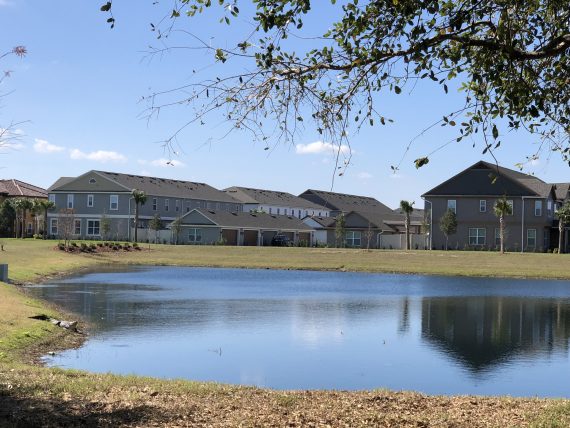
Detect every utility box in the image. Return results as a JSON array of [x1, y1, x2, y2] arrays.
[[0, 264, 8, 283]]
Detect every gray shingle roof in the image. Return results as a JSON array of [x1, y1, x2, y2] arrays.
[[553, 183, 570, 201], [224, 186, 329, 210], [51, 170, 239, 204], [422, 161, 553, 198], [299, 189, 394, 214], [0, 179, 47, 198], [47, 177, 74, 192], [179, 208, 313, 230]]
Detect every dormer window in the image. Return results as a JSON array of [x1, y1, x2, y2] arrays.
[[89, 178, 97, 184]]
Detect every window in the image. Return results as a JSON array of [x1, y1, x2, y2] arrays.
[[48, 194, 55, 204], [527, 229, 537, 247], [284, 208, 288, 215], [67, 194, 74, 209], [345, 231, 362, 247], [468, 228, 486, 245], [87, 220, 100, 236], [548, 200, 553, 216], [50, 218, 58, 235], [152, 198, 157, 211], [318, 212, 322, 216], [87, 194, 94, 207], [534, 200, 542, 216], [74, 219, 81, 235], [479, 200, 486, 212], [269, 207, 272, 214], [507, 200, 514, 215], [175, 200, 180, 212], [165, 199, 169, 212], [110, 195, 118, 210], [494, 228, 501, 247], [188, 228, 202, 243], [277, 208, 280, 215], [447, 200, 456, 214]]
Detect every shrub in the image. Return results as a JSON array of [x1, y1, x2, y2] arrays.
[[57, 243, 65, 250]]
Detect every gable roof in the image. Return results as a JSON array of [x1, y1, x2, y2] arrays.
[[224, 186, 329, 210], [299, 189, 394, 214], [176, 208, 313, 231], [49, 170, 239, 203], [0, 179, 47, 198], [553, 183, 570, 201], [422, 161, 554, 198]]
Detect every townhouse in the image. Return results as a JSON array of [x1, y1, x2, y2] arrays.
[[422, 161, 570, 252], [47, 170, 242, 241], [224, 186, 331, 218]]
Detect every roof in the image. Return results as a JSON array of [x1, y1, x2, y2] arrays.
[[47, 177, 74, 192], [299, 189, 394, 214], [0, 179, 47, 198], [553, 183, 570, 201], [177, 208, 314, 231], [50, 170, 239, 203], [224, 186, 329, 210], [422, 161, 554, 198], [392, 207, 425, 219]]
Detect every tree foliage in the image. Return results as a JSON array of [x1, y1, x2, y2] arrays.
[[439, 208, 457, 250], [335, 213, 346, 248], [103, 1, 569, 168], [556, 201, 570, 254], [494, 195, 512, 253], [399, 200, 415, 251]]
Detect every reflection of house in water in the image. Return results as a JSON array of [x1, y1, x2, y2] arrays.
[[422, 297, 570, 372]]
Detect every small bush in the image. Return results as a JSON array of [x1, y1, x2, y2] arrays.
[[57, 243, 65, 250]]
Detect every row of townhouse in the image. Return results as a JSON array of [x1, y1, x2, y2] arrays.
[[44, 170, 424, 248], [423, 161, 570, 252], [15, 159, 569, 251]]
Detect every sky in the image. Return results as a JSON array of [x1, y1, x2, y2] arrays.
[[0, 0, 568, 209]]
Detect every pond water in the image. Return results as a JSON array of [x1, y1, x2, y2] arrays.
[[26, 267, 570, 397]]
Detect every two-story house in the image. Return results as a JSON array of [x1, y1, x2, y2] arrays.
[[47, 170, 242, 241], [299, 189, 421, 248], [422, 161, 568, 252], [224, 186, 331, 218]]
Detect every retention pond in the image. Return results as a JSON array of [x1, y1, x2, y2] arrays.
[[26, 266, 570, 397]]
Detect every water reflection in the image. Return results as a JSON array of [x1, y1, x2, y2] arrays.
[[26, 267, 570, 395], [422, 297, 570, 372]]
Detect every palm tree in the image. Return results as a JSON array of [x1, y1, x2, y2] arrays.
[[399, 200, 415, 250], [36, 199, 56, 239], [10, 198, 24, 238], [494, 195, 513, 254], [556, 201, 570, 254], [132, 189, 147, 243]]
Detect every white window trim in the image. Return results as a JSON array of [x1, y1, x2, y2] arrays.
[[74, 219, 82, 235], [527, 229, 537, 247], [165, 199, 170, 211], [188, 228, 202, 243], [507, 200, 514, 216], [67, 194, 74, 209], [152, 198, 158, 211], [109, 195, 119, 211], [346, 231, 362, 247], [479, 200, 486, 213], [447, 199, 457, 214], [87, 194, 94, 208], [468, 228, 486, 246], [50, 218, 58, 235], [86, 219, 101, 236], [534, 200, 542, 217]]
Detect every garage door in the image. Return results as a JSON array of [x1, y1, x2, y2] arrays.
[[222, 229, 238, 245], [243, 230, 258, 246]]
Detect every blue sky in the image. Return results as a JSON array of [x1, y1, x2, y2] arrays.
[[0, 0, 567, 208]]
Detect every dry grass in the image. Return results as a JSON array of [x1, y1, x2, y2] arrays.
[[2, 238, 570, 426]]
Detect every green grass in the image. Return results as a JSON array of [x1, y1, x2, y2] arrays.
[[2, 238, 570, 426]]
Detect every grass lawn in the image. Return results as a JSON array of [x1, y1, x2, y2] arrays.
[[1, 238, 570, 426]]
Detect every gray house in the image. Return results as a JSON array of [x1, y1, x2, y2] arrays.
[[168, 208, 314, 246], [224, 186, 331, 218], [299, 189, 423, 248], [422, 161, 569, 251], [47, 170, 241, 241]]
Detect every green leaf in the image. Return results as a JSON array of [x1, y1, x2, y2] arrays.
[[394, 85, 402, 94], [414, 157, 429, 169], [492, 124, 499, 140], [100, 2, 111, 12]]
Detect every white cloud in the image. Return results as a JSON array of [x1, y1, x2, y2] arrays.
[[139, 158, 186, 168], [357, 172, 373, 180], [295, 141, 351, 156], [34, 138, 65, 154], [0, 0, 13, 6], [70, 149, 127, 163]]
